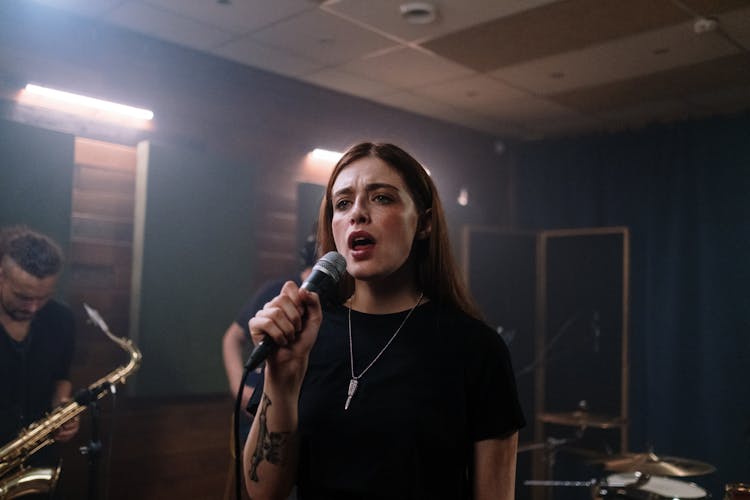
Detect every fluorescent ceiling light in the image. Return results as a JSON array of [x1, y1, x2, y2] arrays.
[[24, 83, 154, 120], [310, 148, 342, 163]]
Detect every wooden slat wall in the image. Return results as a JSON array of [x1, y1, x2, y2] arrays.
[[60, 138, 232, 499], [69, 138, 135, 370]]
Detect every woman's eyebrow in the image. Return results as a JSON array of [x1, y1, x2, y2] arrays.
[[365, 182, 398, 191], [333, 182, 398, 197]]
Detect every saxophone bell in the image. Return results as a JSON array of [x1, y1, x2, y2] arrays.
[[0, 463, 61, 499]]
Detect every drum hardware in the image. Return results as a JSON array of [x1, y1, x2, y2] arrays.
[[525, 477, 603, 500], [526, 473, 709, 500], [519, 435, 579, 454], [519, 427, 607, 500], [725, 483, 750, 500], [596, 450, 716, 477], [523, 477, 630, 500], [600, 472, 708, 499], [530, 401, 619, 500], [526, 478, 600, 487], [537, 400, 627, 430]]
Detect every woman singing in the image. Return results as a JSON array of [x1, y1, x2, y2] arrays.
[[244, 142, 525, 500]]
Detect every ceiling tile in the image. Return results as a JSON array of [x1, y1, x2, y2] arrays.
[[370, 89, 528, 137], [716, 6, 750, 47], [492, 21, 740, 95], [417, 74, 531, 114], [211, 37, 325, 78], [422, 0, 696, 71], [340, 46, 473, 88], [300, 68, 396, 98], [103, 2, 235, 50], [142, 0, 314, 34], [413, 74, 596, 136], [482, 93, 589, 123], [323, 0, 559, 43], [29, 0, 122, 17], [250, 8, 395, 65], [371, 89, 469, 123], [17, 0, 750, 139], [548, 53, 750, 113]]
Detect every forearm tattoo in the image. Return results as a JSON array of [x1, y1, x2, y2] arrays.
[[248, 392, 291, 483]]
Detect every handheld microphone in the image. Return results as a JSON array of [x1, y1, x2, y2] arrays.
[[244, 251, 346, 371]]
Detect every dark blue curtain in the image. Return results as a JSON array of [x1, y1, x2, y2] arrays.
[[510, 112, 750, 496]]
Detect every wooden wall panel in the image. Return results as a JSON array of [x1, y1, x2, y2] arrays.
[[61, 137, 235, 499], [58, 396, 232, 500]]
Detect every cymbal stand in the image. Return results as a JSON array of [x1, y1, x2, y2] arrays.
[[525, 430, 585, 500]]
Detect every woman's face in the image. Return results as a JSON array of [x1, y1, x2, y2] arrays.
[[330, 156, 423, 283]]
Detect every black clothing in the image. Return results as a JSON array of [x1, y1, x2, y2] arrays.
[[0, 299, 75, 466], [295, 300, 525, 500]]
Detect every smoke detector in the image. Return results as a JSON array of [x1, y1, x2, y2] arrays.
[[400, 2, 438, 25]]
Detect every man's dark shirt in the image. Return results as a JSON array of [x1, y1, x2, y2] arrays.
[[0, 299, 75, 465]]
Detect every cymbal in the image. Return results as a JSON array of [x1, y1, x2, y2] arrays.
[[537, 410, 627, 429], [600, 451, 716, 477]]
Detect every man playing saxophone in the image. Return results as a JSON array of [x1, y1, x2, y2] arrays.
[[0, 226, 79, 482]]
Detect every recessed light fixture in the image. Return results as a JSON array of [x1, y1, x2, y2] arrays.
[[693, 17, 718, 34], [399, 2, 438, 25]]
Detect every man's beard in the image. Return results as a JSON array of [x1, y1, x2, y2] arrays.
[[0, 296, 33, 321]]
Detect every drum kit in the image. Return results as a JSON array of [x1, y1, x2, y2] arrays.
[[521, 407, 721, 500]]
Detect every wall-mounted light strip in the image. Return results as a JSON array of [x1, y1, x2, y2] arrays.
[[24, 83, 154, 120], [310, 148, 342, 163]]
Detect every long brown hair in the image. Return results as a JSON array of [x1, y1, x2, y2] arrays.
[[316, 142, 481, 319]]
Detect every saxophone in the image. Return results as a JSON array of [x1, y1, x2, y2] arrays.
[[0, 304, 142, 499]]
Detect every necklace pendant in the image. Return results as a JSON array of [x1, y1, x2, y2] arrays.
[[344, 378, 359, 410]]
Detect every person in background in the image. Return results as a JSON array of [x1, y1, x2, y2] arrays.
[[0, 226, 79, 487], [243, 142, 525, 500], [222, 235, 316, 445]]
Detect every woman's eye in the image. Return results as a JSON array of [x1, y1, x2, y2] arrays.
[[373, 194, 392, 204], [334, 199, 351, 210]]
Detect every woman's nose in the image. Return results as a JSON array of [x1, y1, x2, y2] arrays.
[[350, 198, 369, 223]]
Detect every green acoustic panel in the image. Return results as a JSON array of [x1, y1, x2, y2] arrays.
[[296, 182, 324, 249], [0, 119, 74, 295], [130, 141, 256, 396]]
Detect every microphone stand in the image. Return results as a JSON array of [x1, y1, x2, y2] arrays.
[[79, 399, 102, 500], [76, 382, 117, 500]]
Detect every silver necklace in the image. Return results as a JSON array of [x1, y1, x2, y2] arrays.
[[345, 292, 424, 410]]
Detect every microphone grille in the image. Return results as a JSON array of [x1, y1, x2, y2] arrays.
[[315, 251, 346, 282]]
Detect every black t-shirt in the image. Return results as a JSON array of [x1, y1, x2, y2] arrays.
[[0, 299, 75, 463], [296, 301, 525, 500]]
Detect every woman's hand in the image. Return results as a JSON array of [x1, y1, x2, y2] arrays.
[[248, 280, 322, 384]]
